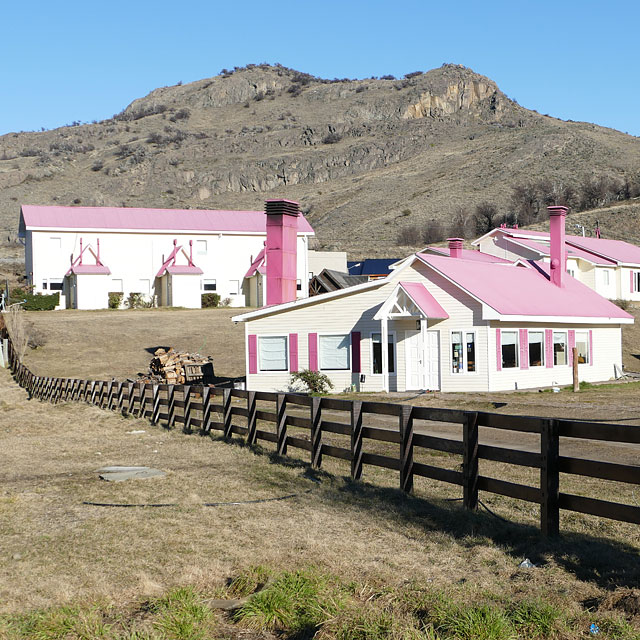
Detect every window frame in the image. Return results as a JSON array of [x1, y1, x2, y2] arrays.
[[229, 280, 240, 295], [450, 329, 478, 375], [500, 330, 519, 369], [575, 330, 590, 365], [257, 335, 289, 373], [634, 271, 640, 293], [369, 331, 397, 376], [202, 279, 217, 292], [48, 278, 64, 292], [553, 331, 568, 367], [528, 330, 545, 368], [318, 333, 351, 371], [196, 239, 207, 256]]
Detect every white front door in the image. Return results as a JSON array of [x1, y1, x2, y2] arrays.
[[424, 330, 440, 391], [405, 330, 424, 390]]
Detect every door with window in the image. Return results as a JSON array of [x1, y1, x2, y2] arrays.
[[405, 330, 423, 390], [424, 330, 440, 391]]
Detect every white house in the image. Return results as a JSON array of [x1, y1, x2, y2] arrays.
[[473, 226, 640, 301], [19, 201, 314, 309], [233, 208, 633, 393]]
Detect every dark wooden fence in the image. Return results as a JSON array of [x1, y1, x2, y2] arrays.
[[3, 332, 639, 536]]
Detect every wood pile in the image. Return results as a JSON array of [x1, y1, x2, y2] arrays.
[[143, 347, 215, 384]]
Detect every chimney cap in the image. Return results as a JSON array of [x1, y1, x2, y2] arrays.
[[548, 205, 569, 217], [447, 237, 464, 244], [265, 199, 301, 217]]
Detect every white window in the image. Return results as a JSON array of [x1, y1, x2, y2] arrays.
[[229, 280, 240, 295], [553, 332, 567, 366], [50, 237, 61, 250], [202, 279, 217, 291], [111, 279, 123, 293], [452, 331, 476, 373], [501, 331, 518, 369], [575, 331, 590, 364], [528, 331, 544, 367], [42, 280, 48, 290], [319, 334, 350, 370], [196, 240, 207, 256], [258, 336, 288, 371], [49, 278, 64, 291], [633, 272, 640, 293], [138, 279, 150, 295], [371, 333, 396, 375], [296, 279, 302, 291], [602, 270, 610, 286], [567, 268, 576, 278]]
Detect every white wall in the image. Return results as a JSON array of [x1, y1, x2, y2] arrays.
[[169, 274, 202, 309], [73, 274, 110, 310], [27, 229, 310, 309], [308, 250, 348, 276]]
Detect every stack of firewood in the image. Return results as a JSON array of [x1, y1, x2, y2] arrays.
[[144, 347, 215, 384]]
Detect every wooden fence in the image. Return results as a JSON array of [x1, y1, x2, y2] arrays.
[[2, 331, 639, 536]]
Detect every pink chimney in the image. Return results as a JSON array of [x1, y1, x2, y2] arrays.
[[448, 238, 463, 259], [548, 205, 568, 287], [265, 199, 300, 305]]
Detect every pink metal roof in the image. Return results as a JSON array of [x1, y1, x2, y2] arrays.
[[425, 246, 511, 263], [399, 281, 449, 319], [69, 265, 111, 275], [20, 205, 314, 234], [244, 248, 266, 278], [416, 253, 633, 320], [166, 265, 203, 275], [505, 237, 616, 266], [501, 228, 640, 265]]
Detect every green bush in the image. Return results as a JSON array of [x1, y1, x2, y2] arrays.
[[10, 287, 59, 311], [201, 293, 221, 308], [290, 369, 334, 394], [108, 292, 123, 309]]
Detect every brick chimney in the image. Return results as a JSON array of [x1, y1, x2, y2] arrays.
[[448, 238, 463, 259], [265, 199, 300, 305], [548, 205, 568, 287]]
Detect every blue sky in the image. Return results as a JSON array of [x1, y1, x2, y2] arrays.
[[1, 0, 639, 136]]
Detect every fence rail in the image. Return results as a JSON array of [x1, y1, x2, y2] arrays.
[[2, 329, 639, 536]]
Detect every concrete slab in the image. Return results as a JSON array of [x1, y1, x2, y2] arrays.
[[96, 466, 166, 482]]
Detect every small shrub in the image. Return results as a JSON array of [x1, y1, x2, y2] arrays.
[[322, 131, 342, 144], [10, 287, 60, 311], [108, 292, 123, 309], [201, 293, 220, 308], [290, 369, 334, 395], [125, 292, 145, 309], [612, 298, 631, 311], [397, 224, 422, 245], [169, 108, 190, 122], [91, 161, 103, 172], [221, 297, 232, 307]]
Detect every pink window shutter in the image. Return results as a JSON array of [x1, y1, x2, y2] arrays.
[[496, 328, 502, 371], [351, 332, 361, 373], [519, 329, 529, 370], [289, 333, 298, 372], [589, 329, 593, 366], [248, 334, 257, 374], [568, 330, 576, 366], [545, 330, 553, 368], [308, 333, 318, 371], [631, 271, 635, 293]]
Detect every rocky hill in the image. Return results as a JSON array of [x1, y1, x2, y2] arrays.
[[1, 63, 638, 264]]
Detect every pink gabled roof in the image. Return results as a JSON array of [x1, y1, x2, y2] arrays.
[[20, 205, 314, 234], [504, 237, 617, 266], [69, 264, 111, 275], [416, 253, 633, 320], [244, 248, 266, 278], [500, 228, 640, 265], [166, 265, 203, 275], [399, 281, 449, 319], [425, 246, 511, 263]]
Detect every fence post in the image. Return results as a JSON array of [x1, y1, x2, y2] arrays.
[[151, 384, 160, 425], [400, 405, 414, 493], [223, 388, 232, 438], [276, 393, 287, 456], [246, 391, 257, 444], [463, 411, 479, 511], [540, 418, 560, 536], [183, 385, 192, 433], [200, 386, 211, 433], [311, 396, 322, 469], [351, 400, 363, 480], [167, 384, 176, 427]]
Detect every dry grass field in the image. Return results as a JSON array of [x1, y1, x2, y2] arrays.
[[2, 307, 640, 638]]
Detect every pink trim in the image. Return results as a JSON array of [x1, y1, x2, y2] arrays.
[[266, 204, 299, 305], [351, 332, 361, 373], [519, 329, 529, 370], [289, 333, 298, 373], [568, 330, 576, 366], [244, 248, 266, 279], [248, 335, 257, 374], [398, 281, 449, 319], [632, 271, 635, 293], [496, 329, 502, 371], [589, 329, 593, 366], [308, 333, 318, 372], [549, 205, 568, 288], [545, 330, 553, 369]]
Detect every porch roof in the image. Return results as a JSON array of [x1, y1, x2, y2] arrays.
[[374, 281, 449, 320]]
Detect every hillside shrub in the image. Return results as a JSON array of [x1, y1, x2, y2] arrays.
[[397, 224, 422, 245], [290, 369, 334, 395], [108, 292, 123, 309], [322, 131, 342, 144], [612, 298, 631, 311], [10, 287, 59, 311], [201, 293, 221, 308]]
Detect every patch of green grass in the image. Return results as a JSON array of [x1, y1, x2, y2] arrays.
[[508, 599, 562, 637], [150, 586, 213, 640], [233, 568, 343, 635], [431, 601, 515, 640], [227, 565, 272, 597]]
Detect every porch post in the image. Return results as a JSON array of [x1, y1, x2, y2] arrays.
[[381, 316, 389, 392], [420, 316, 427, 389]]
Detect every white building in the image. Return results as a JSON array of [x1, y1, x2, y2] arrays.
[[19, 202, 314, 309]]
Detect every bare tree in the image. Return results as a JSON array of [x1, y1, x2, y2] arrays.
[[474, 202, 498, 234]]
